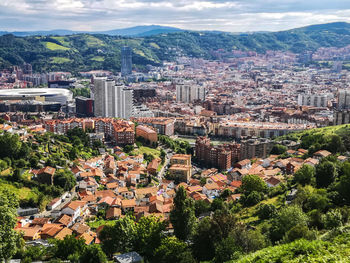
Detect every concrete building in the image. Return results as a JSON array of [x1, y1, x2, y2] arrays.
[[240, 137, 274, 160], [338, 89, 350, 109], [334, 110, 350, 125], [93, 77, 133, 119], [121, 46, 132, 76], [297, 94, 329, 107], [168, 164, 191, 183], [176, 82, 205, 103], [170, 154, 191, 166], [75, 97, 94, 117]]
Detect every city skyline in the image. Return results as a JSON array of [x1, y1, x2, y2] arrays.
[[1, 0, 350, 32]]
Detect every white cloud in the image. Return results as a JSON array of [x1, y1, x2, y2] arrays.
[[0, 0, 350, 31]]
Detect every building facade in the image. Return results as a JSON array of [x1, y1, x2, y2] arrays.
[[121, 46, 132, 76], [93, 77, 133, 119]]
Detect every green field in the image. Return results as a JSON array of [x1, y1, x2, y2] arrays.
[[90, 56, 105, 62], [50, 57, 72, 64], [50, 36, 70, 46], [87, 218, 116, 230], [85, 35, 105, 47], [0, 181, 38, 203], [149, 42, 160, 49], [133, 146, 161, 158], [44, 42, 70, 51]]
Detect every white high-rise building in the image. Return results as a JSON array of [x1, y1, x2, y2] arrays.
[[338, 89, 350, 110], [297, 94, 329, 108], [93, 77, 133, 118], [176, 82, 205, 103]]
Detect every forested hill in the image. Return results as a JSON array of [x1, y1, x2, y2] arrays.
[[1, 22, 350, 73]]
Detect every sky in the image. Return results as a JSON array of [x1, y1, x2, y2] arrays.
[[1, 0, 350, 32]]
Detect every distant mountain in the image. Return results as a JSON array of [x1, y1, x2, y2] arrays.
[[0, 25, 184, 37], [1, 22, 350, 73], [97, 25, 184, 36]]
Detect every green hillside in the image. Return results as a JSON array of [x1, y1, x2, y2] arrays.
[[1, 22, 350, 73]]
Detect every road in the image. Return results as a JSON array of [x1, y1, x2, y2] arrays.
[[157, 146, 173, 183]]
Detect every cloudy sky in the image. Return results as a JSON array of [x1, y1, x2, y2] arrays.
[[1, 0, 350, 32]]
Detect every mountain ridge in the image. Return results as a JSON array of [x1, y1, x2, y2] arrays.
[[1, 22, 350, 73]]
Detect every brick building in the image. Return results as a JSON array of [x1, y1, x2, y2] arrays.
[[136, 125, 158, 144], [195, 136, 240, 171], [44, 118, 135, 145]]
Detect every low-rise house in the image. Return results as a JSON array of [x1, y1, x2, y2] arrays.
[[106, 207, 122, 220], [202, 183, 220, 198], [57, 214, 73, 227], [17, 226, 41, 241], [61, 201, 87, 222], [313, 150, 332, 159], [47, 197, 62, 211], [266, 177, 282, 187], [147, 158, 161, 175], [71, 222, 90, 236], [235, 159, 251, 170], [304, 158, 319, 167], [36, 166, 56, 185], [54, 227, 73, 240], [121, 199, 136, 213]]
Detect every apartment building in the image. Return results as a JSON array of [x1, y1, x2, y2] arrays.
[[136, 125, 158, 144], [44, 118, 135, 145]]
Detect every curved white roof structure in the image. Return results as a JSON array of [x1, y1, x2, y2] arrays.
[[0, 88, 73, 104]]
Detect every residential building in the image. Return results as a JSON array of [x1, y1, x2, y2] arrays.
[[92, 77, 133, 119], [176, 82, 205, 103], [168, 164, 191, 182], [136, 125, 158, 144], [240, 137, 274, 160], [297, 94, 329, 107], [76, 96, 94, 117]]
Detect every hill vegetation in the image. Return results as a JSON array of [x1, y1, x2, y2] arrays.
[[1, 22, 350, 73]]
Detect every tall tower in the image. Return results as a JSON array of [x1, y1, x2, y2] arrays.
[[121, 46, 132, 76]]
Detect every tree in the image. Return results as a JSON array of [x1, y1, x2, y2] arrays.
[[54, 169, 76, 191], [293, 164, 315, 186], [243, 191, 262, 206], [230, 225, 267, 253], [270, 205, 308, 243], [192, 217, 215, 261], [133, 215, 167, 260], [322, 209, 343, 229], [192, 208, 237, 262], [326, 135, 345, 154], [315, 161, 336, 188], [123, 144, 134, 153], [336, 163, 350, 204], [170, 186, 196, 241], [282, 224, 315, 243], [241, 174, 267, 195], [257, 203, 277, 220], [154, 236, 195, 263], [79, 245, 107, 263], [0, 189, 21, 261], [49, 235, 86, 261], [0, 160, 8, 171], [99, 215, 136, 257], [194, 199, 211, 217], [270, 144, 287, 155], [214, 235, 241, 263]]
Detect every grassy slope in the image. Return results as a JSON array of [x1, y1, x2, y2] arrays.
[[235, 231, 350, 263]]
